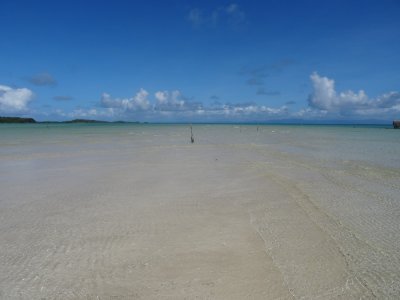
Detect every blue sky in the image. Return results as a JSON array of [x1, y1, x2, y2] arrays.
[[1, 0, 399, 122]]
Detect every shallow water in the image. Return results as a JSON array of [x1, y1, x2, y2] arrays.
[[0, 124, 399, 299]]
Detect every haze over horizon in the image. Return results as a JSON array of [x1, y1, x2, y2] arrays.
[[1, 0, 399, 123]]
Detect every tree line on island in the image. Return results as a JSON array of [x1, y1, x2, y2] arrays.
[[0, 117, 142, 124]]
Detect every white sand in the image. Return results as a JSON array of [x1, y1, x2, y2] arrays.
[[1, 125, 399, 299]]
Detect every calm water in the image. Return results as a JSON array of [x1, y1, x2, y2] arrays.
[[1, 123, 400, 299], [1, 123, 399, 170]]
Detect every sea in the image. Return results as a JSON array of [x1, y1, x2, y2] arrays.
[[1, 123, 400, 298]]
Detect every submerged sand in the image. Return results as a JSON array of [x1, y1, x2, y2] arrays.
[[0, 124, 399, 299]]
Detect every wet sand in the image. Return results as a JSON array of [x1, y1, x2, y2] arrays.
[[1, 125, 399, 299]]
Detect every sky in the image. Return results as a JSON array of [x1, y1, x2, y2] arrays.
[[1, 0, 400, 123]]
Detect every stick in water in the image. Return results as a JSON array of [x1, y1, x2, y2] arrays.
[[190, 124, 194, 143]]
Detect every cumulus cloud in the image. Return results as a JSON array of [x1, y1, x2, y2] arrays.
[[57, 73, 400, 122], [176, 101, 289, 121], [308, 72, 368, 111], [154, 90, 186, 110], [68, 108, 115, 119], [308, 72, 400, 118], [27, 72, 57, 86], [374, 92, 400, 109], [40, 71, 400, 122], [221, 103, 288, 116], [293, 107, 328, 118], [0, 85, 34, 112], [93, 88, 290, 121], [101, 88, 150, 111]]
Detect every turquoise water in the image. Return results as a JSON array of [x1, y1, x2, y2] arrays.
[[1, 123, 400, 298], [1, 123, 399, 169]]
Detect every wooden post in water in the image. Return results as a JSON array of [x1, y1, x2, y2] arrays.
[[393, 120, 400, 129], [190, 124, 194, 143]]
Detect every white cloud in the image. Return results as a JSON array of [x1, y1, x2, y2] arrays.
[[307, 72, 400, 119], [154, 91, 168, 104], [308, 72, 369, 111], [95, 89, 291, 121], [155, 90, 185, 110], [0, 85, 34, 112], [153, 101, 289, 121], [134, 88, 150, 110], [228, 104, 287, 115], [101, 88, 150, 111], [375, 92, 400, 109], [31, 70, 400, 122], [293, 107, 328, 118], [68, 108, 115, 119], [92, 74, 399, 121]]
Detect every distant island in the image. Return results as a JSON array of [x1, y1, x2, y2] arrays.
[[0, 117, 37, 123], [0, 117, 140, 124]]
